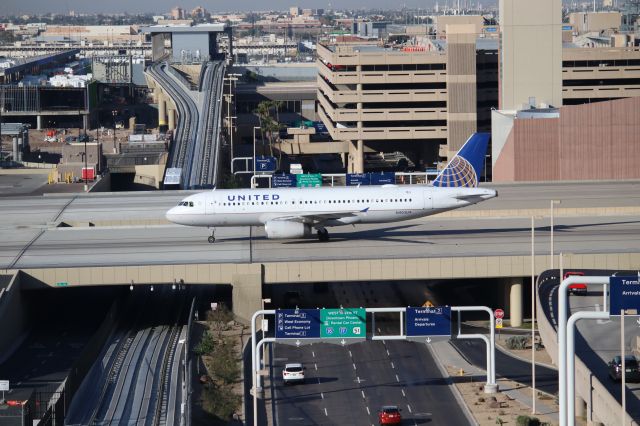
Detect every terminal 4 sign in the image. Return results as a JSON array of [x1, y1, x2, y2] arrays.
[[406, 306, 451, 343], [610, 276, 640, 315]]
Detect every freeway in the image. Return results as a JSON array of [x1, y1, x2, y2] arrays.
[[268, 276, 471, 425], [1, 182, 639, 269]]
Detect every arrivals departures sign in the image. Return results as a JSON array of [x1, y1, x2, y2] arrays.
[[405, 306, 452, 343], [609, 275, 640, 314]]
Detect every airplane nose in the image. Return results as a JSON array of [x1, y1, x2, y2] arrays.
[[165, 208, 177, 223]]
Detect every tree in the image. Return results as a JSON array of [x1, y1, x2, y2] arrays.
[[254, 100, 284, 161]]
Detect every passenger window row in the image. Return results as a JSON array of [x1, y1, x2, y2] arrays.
[[220, 199, 413, 207]]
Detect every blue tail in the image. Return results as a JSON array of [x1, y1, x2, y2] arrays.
[[432, 133, 490, 188]]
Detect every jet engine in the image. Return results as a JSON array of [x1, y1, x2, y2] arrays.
[[264, 221, 312, 239]]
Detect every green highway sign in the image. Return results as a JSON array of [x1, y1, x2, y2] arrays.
[[296, 173, 322, 188], [320, 308, 366, 339]]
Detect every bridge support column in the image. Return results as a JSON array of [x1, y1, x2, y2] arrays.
[[231, 270, 263, 324], [507, 279, 522, 327], [575, 395, 586, 419], [36, 115, 42, 130], [158, 93, 167, 129], [167, 107, 176, 131], [347, 140, 364, 173]]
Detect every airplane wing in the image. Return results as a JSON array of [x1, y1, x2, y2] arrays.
[[268, 208, 369, 225]]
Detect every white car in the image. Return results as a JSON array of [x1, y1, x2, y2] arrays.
[[282, 363, 305, 384]]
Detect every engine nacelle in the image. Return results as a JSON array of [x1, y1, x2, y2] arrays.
[[264, 220, 312, 239]]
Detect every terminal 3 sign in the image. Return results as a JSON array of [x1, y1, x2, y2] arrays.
[[610, 276, 640, 314]]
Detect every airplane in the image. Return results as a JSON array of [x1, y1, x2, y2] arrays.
[[165, 133, 497, 243]]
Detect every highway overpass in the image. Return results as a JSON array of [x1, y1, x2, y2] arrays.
[[2, 181, 640, 323]]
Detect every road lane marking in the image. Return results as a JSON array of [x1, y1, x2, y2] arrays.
[[395, 374, 399, 382], [324, 408, 328, 416], [314, 363, 317, 370], [390, 361, 395, 369], [361, 390, 366, 399], [386, 349, 390, 356], [407, 404, 412, 413], [349, 350, 352, 357], [321, 392, 324, 399], [317, 378, 321, 384], [402, 389, 406, 397], [312, 351, 315, 358], [366, 406, 370, 415], [353, 363, 357, 370], [357, 376, 361, 384]]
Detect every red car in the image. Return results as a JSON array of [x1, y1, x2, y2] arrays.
[[564, 271, 587, 295], [378, 405, 402, 425]]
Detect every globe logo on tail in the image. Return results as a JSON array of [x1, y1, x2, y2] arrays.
[[433, 156, 478, 188]]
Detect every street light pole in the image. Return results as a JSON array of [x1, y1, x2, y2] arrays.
[[84, 137, 88, 191], [531, 216, 537, 414], [253, 126, 260, 188], [550, 199, 561, 269]]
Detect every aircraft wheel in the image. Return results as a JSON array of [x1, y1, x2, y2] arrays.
[[208, 236, 215, 244]]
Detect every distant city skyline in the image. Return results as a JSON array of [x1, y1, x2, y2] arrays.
[[1, 0, 501, 16]]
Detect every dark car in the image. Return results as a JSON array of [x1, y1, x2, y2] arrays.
[[608, 355, 640, 382]]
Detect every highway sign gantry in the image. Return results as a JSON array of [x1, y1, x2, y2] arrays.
[[406, 306, 452, 343]]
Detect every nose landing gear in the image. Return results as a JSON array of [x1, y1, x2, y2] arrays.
[[208, 229, 216, 244]]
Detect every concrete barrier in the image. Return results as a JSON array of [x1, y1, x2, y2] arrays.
[[0, 272, 28, 364], [537, 276, 638, 425]]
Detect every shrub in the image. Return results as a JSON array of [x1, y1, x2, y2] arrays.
[[506, 335, 528, 350], [194, 330, 215, 356], [516, 415, 541, 426]]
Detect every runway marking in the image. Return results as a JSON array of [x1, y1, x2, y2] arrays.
[[401, 389, 406, 397], [353, 363, 357, 370], [395, 374, 399, 382], [407, 404, 412, 413], [361, 390, 366, 399], [390, 362, 395, 369], [366, 406, 370, 415], [324, 408, 328, 416]]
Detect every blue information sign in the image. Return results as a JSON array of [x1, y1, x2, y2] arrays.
[[275, 309, 321, 339], [313, 121, 328, 134], [406, 306, 451, 340], [272, 173, 297, 187], [346, 173, 370, 186], [255, 156, 277, 173], [371, 172, 396, 185], [610, 276, 640, 315]]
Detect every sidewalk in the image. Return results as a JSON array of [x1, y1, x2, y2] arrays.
[[430, 340, 560, 425]]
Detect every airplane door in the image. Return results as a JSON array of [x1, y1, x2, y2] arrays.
[[423, 188, 433, 210]]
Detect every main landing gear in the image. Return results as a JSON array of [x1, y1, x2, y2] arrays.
[[208, 228, 216, 244], [317, 228, 330, 242]]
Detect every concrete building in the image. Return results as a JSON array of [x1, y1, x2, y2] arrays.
[[141, 24, 232, 63], [316, 24, 497, 173], [569, 11, 622, 33], [491, 97, 640, 181], [499, 0, 563, 110]]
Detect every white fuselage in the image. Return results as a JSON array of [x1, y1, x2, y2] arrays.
[[165, 184, 497, 228]]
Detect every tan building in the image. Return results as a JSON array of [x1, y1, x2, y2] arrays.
[[491, 97, 640, 182], [562, 45, 640, 104], [569, 11, 621, 33], [499, 0, 563, 110], [316, 24, 486, 173], [290, 7, 301, 17]]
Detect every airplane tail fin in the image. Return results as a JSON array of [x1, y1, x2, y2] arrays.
[[432, 133, 490, 188]]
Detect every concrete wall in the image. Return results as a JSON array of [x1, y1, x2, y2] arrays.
[[0, 273, 28, 364], [499, 0, 563, 110], [569, 12, 621, 33]]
